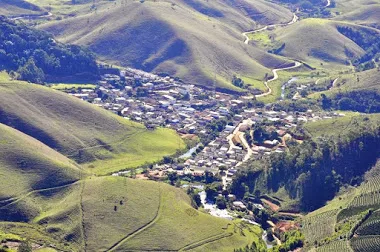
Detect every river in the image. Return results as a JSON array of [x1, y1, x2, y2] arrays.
[[179, 143, 201, 159], [281, 77, 298, 100]]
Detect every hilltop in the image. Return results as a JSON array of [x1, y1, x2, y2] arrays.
[[0, 72, 185, 175], [38, 0, 294, 90]]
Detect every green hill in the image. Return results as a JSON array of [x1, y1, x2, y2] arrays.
[[271, 19, 367, 69], [0, 73, 185, 175], [309, 69, 380, 98], [39, 0, 294, 90], [0, 122, 82, 203], [333, 0, 380, 29], [0, 0, 43, 16], [0, 177, 262, 251]]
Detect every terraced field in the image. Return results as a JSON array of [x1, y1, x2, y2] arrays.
[[316, 240, 353, 252], [351, 236, 380, 252], [303, 210, 339, 244], [356, 211, 380, 236]]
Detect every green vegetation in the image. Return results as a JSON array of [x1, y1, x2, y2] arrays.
[[231, 113, 380, 213], [0, 73, 185, 175], [272, 19, 366, 69], [1, 176, 262, 251], [0, 0, 43, 16], [0, 17, 98, 83], [50, 83, 96, 90]]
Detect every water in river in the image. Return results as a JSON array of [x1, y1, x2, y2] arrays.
[[281, 77, 298, 100]]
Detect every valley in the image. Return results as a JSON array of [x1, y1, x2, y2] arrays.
[[0, 0, 379, 251]]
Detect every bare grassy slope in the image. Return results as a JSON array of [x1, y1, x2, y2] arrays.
[[40, 0, 293, 89], [0, 123, 81, 202], [274, 19, 366, 68], [0, 0, 43, 16], [333, 0, 380, 28]]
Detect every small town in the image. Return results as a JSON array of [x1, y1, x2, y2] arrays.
[[66, 66, 345, 191]]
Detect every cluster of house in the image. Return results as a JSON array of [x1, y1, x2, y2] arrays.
[[66, 67, 345, 190], [153, 108, 344, 188], [69, 68, 244, 136]]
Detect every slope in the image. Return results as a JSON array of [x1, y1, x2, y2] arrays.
[[309, 68, 380, 98], [0, 0, 43, 16], [0, 73, 185, 175], [39, 0, 293, 90], [1, 176, 262, 252], [333, 0, 380, 29], [302, 158, 380, 251], [0, 123, 82, 203], [272, 19, 366, 69]]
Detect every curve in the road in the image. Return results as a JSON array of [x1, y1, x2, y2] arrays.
[[255, 61, 302, 98], [242, 12, 302, 98], [242, 13, 299, 45]]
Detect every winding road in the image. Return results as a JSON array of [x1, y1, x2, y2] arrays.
[[242, 13, 299, 45], [242, 11, 302, 98], [10, 12, 52, 21]]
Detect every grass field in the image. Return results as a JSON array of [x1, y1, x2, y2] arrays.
[[0, 72, 185, 175], [50, 83, 96, 90], [304, 111, 362, 137], [0, 0, 43, 16], [0, 122, 82, 203]]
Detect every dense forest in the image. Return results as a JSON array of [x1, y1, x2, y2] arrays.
[[337, 26, 380, 71], [0, 16, 99, 83], [230, 115, 380, 211], [320, 90, 380, 113]]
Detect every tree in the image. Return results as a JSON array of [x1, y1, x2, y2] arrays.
[[215, 196, 227, 209], [17, 58, 45, 83], [17, 241, 32, 252]]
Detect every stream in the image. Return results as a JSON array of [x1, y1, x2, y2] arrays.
[[197, 189, 273, 248], [179, 143, 201, 159], [281, 77, 298, 100]]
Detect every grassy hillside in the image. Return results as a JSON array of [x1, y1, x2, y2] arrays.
[[0, 123, 82, 202], [332, 0, 380, 29], [1, 177, 262, 251], [0, 72, 185, 175], [0, 0, 43, 16], [39, 0, 294, 90], [309, 69, 380, 98], [271, 19, 367, 69]]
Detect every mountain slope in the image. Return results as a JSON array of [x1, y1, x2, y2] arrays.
[[0, 73, 184, 174], [0, 123, 81, 202], [0, 176, 263, 252], [39, 0, 293, 89], [273, 19, 367, 68], [0, 0, 43, 16]]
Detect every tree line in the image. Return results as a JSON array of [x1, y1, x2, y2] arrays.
[[0, 16, 99, 83], [230, 115, 380, 211]]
